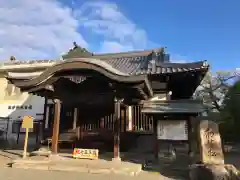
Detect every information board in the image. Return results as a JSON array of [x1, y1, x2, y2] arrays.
[[157, 120, 188, 140]]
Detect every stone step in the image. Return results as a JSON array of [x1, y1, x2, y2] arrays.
[[10, 159, 142, 176]]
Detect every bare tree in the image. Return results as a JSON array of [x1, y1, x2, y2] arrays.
[[194, 71, 238, 113]]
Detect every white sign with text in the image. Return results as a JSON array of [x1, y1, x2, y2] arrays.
[[157, 120, 188, 140]]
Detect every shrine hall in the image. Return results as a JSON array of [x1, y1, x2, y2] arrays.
[[6, 46, 209, 160]]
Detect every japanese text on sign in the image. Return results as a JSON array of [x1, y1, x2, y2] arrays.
[[72, 148, 99, 160], [204, 128, 217, 157]]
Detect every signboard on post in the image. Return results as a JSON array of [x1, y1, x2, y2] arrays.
[[21, 116, 33, 158], [21, 116, 34, 129], [72, 148, 99, 160]]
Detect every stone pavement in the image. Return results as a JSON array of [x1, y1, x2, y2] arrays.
[[0, 150, 172, 180], [0, 149, 189, 179], [0, 167, 172, 180], [0, 149, 164, 177], [11, 154, 143, 176]]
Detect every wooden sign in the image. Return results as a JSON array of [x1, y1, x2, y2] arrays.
[[21, 116, 33, 129], [72, 148, 99, 160]]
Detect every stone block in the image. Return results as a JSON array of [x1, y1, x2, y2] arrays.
[[198, 120, 224, 164]]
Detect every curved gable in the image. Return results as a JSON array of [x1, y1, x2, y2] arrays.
[[6, 58, 153, 98]]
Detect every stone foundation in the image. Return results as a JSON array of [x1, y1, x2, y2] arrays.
[[189, 164, 240, 180], [10, 154, 142, 176]]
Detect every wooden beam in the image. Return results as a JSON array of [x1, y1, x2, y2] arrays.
[[51, 99, 61, 154]]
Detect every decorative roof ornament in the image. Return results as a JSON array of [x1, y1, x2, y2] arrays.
[[151, 47, 168, 64], [159, 47, 167, 54], [152, 47, 167, 58], [62, 42, 93, 59], [10, 56, 16, 61], [72, 42, 89, 53], [202, 60, 209, 67], [73, 41, 79, 50]]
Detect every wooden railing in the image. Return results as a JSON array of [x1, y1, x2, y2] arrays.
[[132, 105, 154, 133], [78, 105, 153, 133], [80, 113, 115, 132]]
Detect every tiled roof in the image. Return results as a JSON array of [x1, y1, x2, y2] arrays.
[[135, 61, 209, 75], [93, 50, 153, 60], [62, 46, 156, 60], [101, 57, 208, 75], [102, 56, 147, 74], [62, 46, 208, 74], [1, 48, 208, 75], [1, 59, 60, 66]]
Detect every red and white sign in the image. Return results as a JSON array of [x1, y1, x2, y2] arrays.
[[72, 148, 99, 160]]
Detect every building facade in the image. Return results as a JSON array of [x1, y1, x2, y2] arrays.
[[0, 61, 53, 139]]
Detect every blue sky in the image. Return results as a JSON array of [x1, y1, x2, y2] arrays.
[[122, 0, 240, 71], [65, 0, 240, 71], [1, 0, 239, 72]]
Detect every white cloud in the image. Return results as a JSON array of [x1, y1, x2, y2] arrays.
[[0, 0, 158, 60], [170, 54, 188, 63], [99, 41, 133, 53], [74, 1, 151, 53], [0, 0, 87, 60]]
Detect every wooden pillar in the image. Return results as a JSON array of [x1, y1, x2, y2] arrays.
[[154, 119, 159, 159], [43, 98, 48, 128], [127, 106, 133, 131], [100, 117, 104, 129], [188, 117, 192, 155], [113, 98, 121, 161], [45, 106, 50, 129], [73, 108, 78, 129], [38, 121, 43, 144], [51, 99, 61, 154], [189, 116, 199, 162]]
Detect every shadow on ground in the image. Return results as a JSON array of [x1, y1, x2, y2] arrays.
[[0, 137, 189, 179], [58, 149, 190, 179], [1, 136, 240, 180]]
